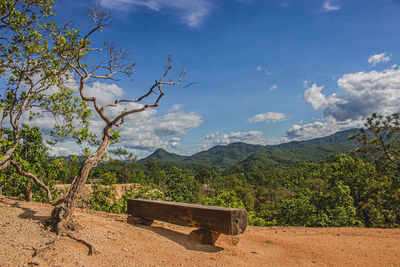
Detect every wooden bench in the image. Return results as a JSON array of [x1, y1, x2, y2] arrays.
[[127, 199, 248, 245]]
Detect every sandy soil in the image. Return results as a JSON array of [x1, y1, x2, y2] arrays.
[[0, 196, 399, 267]]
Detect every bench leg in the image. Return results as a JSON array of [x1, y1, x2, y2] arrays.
[[188, 228, 221, 245], [127, 215, 154, 226]]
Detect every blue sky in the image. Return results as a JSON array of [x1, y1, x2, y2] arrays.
[[42, 0, 400, 157]]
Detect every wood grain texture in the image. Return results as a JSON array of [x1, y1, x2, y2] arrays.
[[127, 199, 248, 235]]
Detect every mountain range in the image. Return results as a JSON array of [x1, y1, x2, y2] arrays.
[[140, 128, 360, 168]]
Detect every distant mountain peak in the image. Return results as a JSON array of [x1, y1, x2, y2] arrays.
[[139, 148, 185, 162]]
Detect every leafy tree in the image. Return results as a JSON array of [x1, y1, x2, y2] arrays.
[[100, 171, 117, 186], [213, 172, 255, 211], [313, 181, 361, 227], [13, 125, 48, 200], [194, 164, 217, 184], [0, 0, 90, 204], [203, 190, 245, 209], [86, 184, 165, 214], [0, 125, 64, 203], [50, 156, 81, 184], [109, 147, 136, 183], [352, 113, 400, 226], [275, 188, 317, 226], [163, 167, 201, 203]]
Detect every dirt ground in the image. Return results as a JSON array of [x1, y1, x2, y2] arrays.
[[0, 196, 399, 267]]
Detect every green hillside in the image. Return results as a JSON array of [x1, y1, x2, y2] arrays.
[[239, 142, 356, 170], [183, 142, 266, 167], [140, 148, 187, 162], [140, 129, 360, 168], [272, 129, 359, 150]]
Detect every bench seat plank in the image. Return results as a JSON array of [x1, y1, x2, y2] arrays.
[[127, 199, 248, 235]]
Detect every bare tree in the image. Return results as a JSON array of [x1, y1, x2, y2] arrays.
[[49, 7, 189, 233]]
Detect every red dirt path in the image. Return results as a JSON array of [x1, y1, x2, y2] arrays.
[[0, 196, 399, 266]]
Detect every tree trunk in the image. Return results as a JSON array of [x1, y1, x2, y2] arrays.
[[0, 147, 16, 171], [25, 179, 32, 201], [49, 135, 111, 233], [0, 158, 53, 203]]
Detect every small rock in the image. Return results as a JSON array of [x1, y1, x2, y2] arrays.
[[122, 248, 128, 252]]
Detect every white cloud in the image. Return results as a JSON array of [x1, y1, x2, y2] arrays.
[[294, 66, 400, 141], [286, 120, 337, 141], [304, 83, 348, 111], [82, 81, 202, 153], [168, 104, 184, 112], [303, 84, 329, 110], [269, 84, 277, 91], [116, 109, 203, 151], [368, 52, 391, 66], [168, 137, 181, 148], [61, 104, 203, 157], [85, 81, 125, 106], [285, 117, 364, 141], [99, 0, 214, 27], [205, 131, 265, 145], [46, 145, 74, 157], [329, 68, 400, 121], [27, 79, 203, 156], [248, 112, 287, 124], [256, 66, 262, 72], [323, 0, 340, 12]]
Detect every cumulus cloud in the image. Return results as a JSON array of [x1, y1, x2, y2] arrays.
[[327, 68, 400, 121], [256, 66, 262, 72], [104, 106, 203, 152], [303, 83, 345, 110], [304, 67, 400, 121], [294, 66, 400, 141], [79, 100, 203, 153], [85, 81, 125, 106], [304, 84, 328, 110], [368, 52, 391, 66], [269, 84, 277, 91], [27, 79, 203, 156], [152, 112, 203, 136], [285, 117, 364, 141], [205, 131, 265, 145], [46, 145, 74, 157], [51, 104, 203, 157], [168, 137, 181, 148], [248, 112, 287, 124], [99, 0, 214, 27], [323, 0, 340, 12]]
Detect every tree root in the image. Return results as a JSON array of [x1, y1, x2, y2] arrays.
[[32, 236, 59, 257], [32, 231, 95, 257], [63, 232, 94, 255]]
